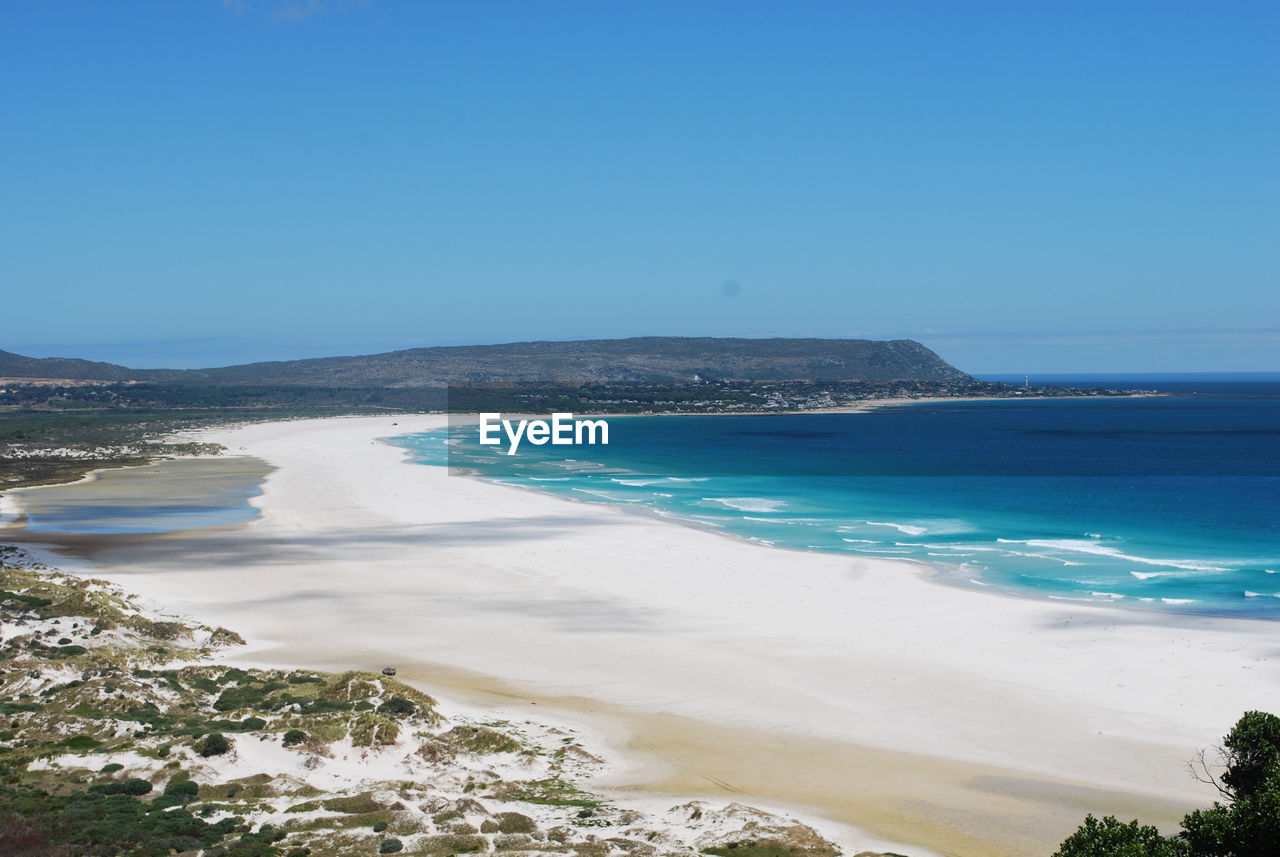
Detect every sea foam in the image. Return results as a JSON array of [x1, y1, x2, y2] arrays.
[[704, 497, 789, 513], [1004, 539, 1230, 572], [865, 521, 928, 536]]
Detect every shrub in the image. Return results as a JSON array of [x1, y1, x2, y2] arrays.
[[1217, 710, 1280, 800], [120, 778, 153, 796], [379, 838, 404, 854], [100, 763, 124, 773], [372, 821, 388, 832], [287, 673, 324, 685], [493, 812, 537, 834], [350, 713, 399, 747], [440, 725, 519, 755], [1182, 788, 1280, 856], [213, 681, 286, 711], [198, 732, 232, 757], [377, 696, 416, 718], [1055, 815, 1187, 857], [282, 728, 306, 747], [320, 793, 383, 814], [1056, 711, 1280, 857], [0, 784, 240, 855], [164, 779, 199, 802], [62, 735, 99, 751]]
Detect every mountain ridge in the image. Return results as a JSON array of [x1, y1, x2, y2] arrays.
[[0, 337, 969, 387]]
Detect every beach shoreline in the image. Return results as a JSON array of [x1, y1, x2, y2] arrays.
[[1, 413, 1271, 857], [590, 391, 1168, 418]]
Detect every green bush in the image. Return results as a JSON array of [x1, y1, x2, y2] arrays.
[[282, 729, 306, 747], [87, 778, 152, 797], [1181, 793, 1280, 857], [376, 696, 416, 718], [0, 784, 241, 855], [163, 779, 199, 802], [379, 838, 404, 854], [199, 732, 232, 757], [100, 763, 124, 773], [213, 681, 286, 712], [61, 735, 99, 751], [120, 778, 153, 796], [1055, 815, 1187, 857], [287, 673, 324, 685], [1217, 710, 1280, 800], [1056, 711, 1280, 857]]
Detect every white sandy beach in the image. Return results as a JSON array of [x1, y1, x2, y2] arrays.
[[5, 414, 1277, 857]]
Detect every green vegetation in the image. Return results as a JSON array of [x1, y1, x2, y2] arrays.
[[0, 784, 247, 857], [0, 407, 232, 490], [163, 779, 199, 803], [488, 776, 601, 809], [0, 550, 450, 856], [2, 338, 973, 387], [1054, 711, 1280, 857], [0, 548, 844, 857], [199, 732, 233, 757], [439, 725, 521, 756], [704, 845, 817, 857], [377, 695, 417, 718]]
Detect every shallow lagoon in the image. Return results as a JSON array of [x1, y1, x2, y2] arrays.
[[3, 458, 268, 535]]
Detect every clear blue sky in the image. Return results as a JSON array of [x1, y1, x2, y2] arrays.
[[3, 1, 1276, 373]]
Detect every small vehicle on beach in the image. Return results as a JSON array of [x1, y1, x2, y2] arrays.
[[381, 666, 397, 676]]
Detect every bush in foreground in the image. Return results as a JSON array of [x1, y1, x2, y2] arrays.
[[1054, 711, 1280, 857], [1055, 815, 1188, 857], [0, 785, 244, 856]]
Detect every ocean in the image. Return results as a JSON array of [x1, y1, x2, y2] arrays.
[[393, 374, 1280, 619]]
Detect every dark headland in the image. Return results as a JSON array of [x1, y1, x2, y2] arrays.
[[1, 337, 1142, 491]]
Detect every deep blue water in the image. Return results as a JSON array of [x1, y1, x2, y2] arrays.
[[393, 380, 1280, 619]]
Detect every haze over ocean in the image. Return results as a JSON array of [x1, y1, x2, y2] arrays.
[[397, 377, 1280, 619]]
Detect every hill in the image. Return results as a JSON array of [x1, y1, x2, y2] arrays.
[[0, 349, 173, 383], [1, 337, 968, 387]]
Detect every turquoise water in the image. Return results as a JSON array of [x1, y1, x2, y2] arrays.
[[393, 383, 1280, 619]]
